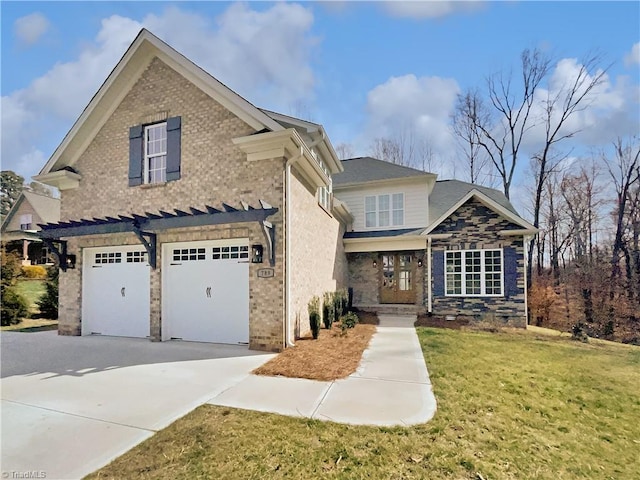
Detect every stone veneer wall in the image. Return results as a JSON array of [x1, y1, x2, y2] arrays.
[[348, 251, 426, 306], [288, 169, 347, 338], [428, 198, 527, 327], [57, 57, 286, 351]]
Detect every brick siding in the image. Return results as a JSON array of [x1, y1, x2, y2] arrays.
[[57, 57, 287, 351], [288, 169, 347, 338]]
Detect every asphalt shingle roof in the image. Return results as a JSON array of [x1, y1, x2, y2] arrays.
[[1, 191, 60, 232], [332, 156, 524, 228], [22, 191, 61, 224], [333, 157, 433, 186]]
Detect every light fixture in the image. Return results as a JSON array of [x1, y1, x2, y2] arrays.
[[373, 259, 377, 268], [251, 244, 264, 264], [66, 254, 77, 269], [417, 258, 423, 268]]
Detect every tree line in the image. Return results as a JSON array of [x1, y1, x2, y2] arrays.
[[336, 48, 639, 343]]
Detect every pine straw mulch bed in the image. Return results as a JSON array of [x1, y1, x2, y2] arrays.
[[253, 314, 378, 381]]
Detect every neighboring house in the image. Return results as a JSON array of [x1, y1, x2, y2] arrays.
[[34, 29, 535, 352], [333, 158, 536, 326], [1, 190, 60, 265]]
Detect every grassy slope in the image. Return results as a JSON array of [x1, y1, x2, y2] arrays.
[[14, 279, 45, 312], [1, 280, 57, 330], [87, 328, 640, 480]]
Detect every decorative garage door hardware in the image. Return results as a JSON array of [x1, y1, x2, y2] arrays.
[[37, 200, 278, 269]]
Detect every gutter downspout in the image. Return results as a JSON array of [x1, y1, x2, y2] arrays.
[[427, 236, 432, 313], [284, 146, 304, 348]]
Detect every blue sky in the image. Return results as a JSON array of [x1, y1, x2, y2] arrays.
[[2, 1, 639, 210]]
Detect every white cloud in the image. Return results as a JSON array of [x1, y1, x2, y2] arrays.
[[382, 1, 485, 19], [624, 42, 640, 67], [525, 57, 639, 149], [1, 4, 316, 179], [143, 3, 316, 107], [14, 12, 51, 46], [360, 74, 460, 177]]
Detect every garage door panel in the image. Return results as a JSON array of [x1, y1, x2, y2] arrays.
[[163, 240, 249, 344], [82, 246, 150, 338]]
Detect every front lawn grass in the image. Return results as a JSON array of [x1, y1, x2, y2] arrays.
[[14, 279, 45, 313], [87, 328, 640, 480], [1, 279, 57, 331]]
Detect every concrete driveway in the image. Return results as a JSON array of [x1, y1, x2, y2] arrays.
[[1, 331, 274, 479]]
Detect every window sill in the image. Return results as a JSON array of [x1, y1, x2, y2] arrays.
[[444, 294, 504, 298], [363, 225, 406, 230], [139, 182, 168, 189]]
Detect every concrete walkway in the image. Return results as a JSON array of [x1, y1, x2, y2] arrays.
[[209, 315, 437, 426]]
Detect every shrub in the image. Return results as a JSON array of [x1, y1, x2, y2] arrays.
[[1, 251, 21, 287], [603, 320, 615, 337], [1, 286, 28, 326], [322, 292, 334, 329], [21, 265, 48, 279], [572, 323, 588, 343], [308, 295, 321, 339], [37, 266, 59, 319], [339, 289, 349, 315], [341, 311, 359, 332], [333, 291, 342, 321]]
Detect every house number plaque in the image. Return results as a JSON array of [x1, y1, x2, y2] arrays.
[[257, 268, 274, 278]]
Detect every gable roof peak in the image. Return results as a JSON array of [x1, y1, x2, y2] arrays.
[[37, 27, 283, 178]]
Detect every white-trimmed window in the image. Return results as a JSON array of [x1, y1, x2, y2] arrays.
[[445, 249, 503, 296], [317, 157, 332, 211], [365, 193, 404, 228], [20, 214, 33, 230], [144, 122, 167, 184]]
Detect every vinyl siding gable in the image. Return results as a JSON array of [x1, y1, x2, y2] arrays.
[[335, 180, 429, 232]]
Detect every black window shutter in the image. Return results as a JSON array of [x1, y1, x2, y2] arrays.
[[432, 250, 445, 297], [504, 246, 519, 298], [128, 125, 143, 186], [166, 116, 181, 182]]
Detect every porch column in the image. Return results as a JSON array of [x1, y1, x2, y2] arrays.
[[22, 239, 30, 265]]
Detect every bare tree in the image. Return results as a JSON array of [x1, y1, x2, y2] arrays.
[[527, 53, 609, 286], [334, 143, 355, 160], [370, 137, 405, 165], [470, 48, 552, 199], [452, 89, 493, 185], [606, 137, 640, 285], [559, 164, 602, 323]]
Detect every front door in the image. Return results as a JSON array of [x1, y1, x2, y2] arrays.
[[380, 253, 416, 304]]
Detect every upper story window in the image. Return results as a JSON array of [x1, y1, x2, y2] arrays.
[[365, 193, 404, 228], [20, 214, 33, 230], [144, 122, 167, 184], [317, 156, 332, 211], [129, 116, 181, 187], [445, 249, 503, 296]]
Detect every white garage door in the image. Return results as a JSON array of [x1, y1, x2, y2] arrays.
[[163, 239, 249, 344], [82, 246, 150, 337]]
